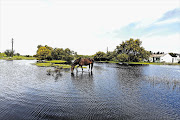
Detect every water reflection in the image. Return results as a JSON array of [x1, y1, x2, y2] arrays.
[[71, 71, 94, 93], [0, 60, 180, 120], [71, 71, 93, 79]]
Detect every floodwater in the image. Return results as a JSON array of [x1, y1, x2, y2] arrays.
[[0, 60, 180, 120]]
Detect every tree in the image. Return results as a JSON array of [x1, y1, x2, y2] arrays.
[[102, 51, 118, 61], [93, 51, 106, 61], [37, 45, 42, 49], [117, 53, 129, 62], [36, 46, 51, 60], [4, 50, 14, 57], [51, 48, 65, 60], [115, 38, 150, 62], [64, 48, 74, 63], [15, 53, 20, 56]]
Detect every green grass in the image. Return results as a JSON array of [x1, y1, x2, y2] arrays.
[[33, 63, 53, 67], [96, 61, 119, 63], [53, 64, 71, 68], [0, 56, 36, 60], [124, 62, 180, 65], [95, 61, 180, 65], [44, 60, 67, 64], [33, 63, 87, 68]]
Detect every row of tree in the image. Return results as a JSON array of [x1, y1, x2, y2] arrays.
[[1, 50, 20, 57], [93, 38, 150, 62], [36, 45, 76, 63], [1, 38, 151, 63]]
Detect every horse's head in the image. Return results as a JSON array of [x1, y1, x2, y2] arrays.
[[71, 64, 75, 73], [71, 57, 81, 73]]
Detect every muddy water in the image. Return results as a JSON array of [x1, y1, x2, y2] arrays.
[[0, 60, 179, 120]]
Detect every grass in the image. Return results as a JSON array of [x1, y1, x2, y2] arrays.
[[0, 56, 36, 60], [96, 61, 119, 63], [44, 60, 67, 64], [33, 63, 53, 67], [124, 62, 180, 65], [95, 60, 180, 65], [33, 62, 87, 68]]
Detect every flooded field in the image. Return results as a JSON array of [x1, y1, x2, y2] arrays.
[[0, 60, 180, 120]]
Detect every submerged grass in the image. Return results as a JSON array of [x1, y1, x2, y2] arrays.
[[33, 62, 87, 68]]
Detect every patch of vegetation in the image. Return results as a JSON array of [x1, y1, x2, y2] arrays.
[[13, 56, 36, 60], [0, 56, 36, 60], [33, 62, 87, 68], [36, 45, 74, 63], [44, 60, 67, 64], [124, 62, 180, 65], [33, 63, 53, 67], [95, 61, 119, 63], [93, 38, 150, 62]]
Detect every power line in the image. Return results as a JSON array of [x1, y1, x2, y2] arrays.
[[12, 38, 14, 57]]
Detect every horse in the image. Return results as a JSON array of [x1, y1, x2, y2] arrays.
[[71, 58, 94, 73]]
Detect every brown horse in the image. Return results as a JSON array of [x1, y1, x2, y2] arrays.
[[71, 58, 94, 73]]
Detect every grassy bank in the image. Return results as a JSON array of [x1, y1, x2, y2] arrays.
[[95, 61, 119, 63], [0, 56, 36, 60], [123, 62, 180, 65], [44, 60, 67, 64], [95, 61, 180, 65]]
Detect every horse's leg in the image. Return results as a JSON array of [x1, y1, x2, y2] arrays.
[[76, 65, 79, 71], [88, 64, 90, 71], [91, 63, 93, 71], [81, 65, 83, 72]]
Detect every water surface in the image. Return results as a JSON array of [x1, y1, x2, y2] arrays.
[[0, 60, 179, 119]]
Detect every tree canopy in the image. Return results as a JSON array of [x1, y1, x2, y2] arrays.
[[93, 38, 150, 62], [93, 51, 106, 61], [36, 45, 74, 63], [115, 38, 150, 62]]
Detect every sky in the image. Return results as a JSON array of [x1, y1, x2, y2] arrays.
[[0, 0, 180, 55]]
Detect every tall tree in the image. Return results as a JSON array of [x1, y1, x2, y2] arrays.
[[116, 38, 150, 62]]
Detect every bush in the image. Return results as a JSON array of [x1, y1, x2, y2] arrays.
[[117, 54, 129, 62]]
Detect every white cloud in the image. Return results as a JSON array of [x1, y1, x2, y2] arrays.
[[154, 18, 180, 25]]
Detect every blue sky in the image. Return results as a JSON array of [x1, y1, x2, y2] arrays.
[[0, 0, 180, 55], [110, 8, 180, 38]]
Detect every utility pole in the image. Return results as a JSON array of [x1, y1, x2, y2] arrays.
[[12, 38, 14, 57], [107, 47, 108, 53]]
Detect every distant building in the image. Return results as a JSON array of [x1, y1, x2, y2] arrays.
[[149, 53, 180, 63]]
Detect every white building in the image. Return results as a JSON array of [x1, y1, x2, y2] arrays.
[[149, 53, 180, 63]]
